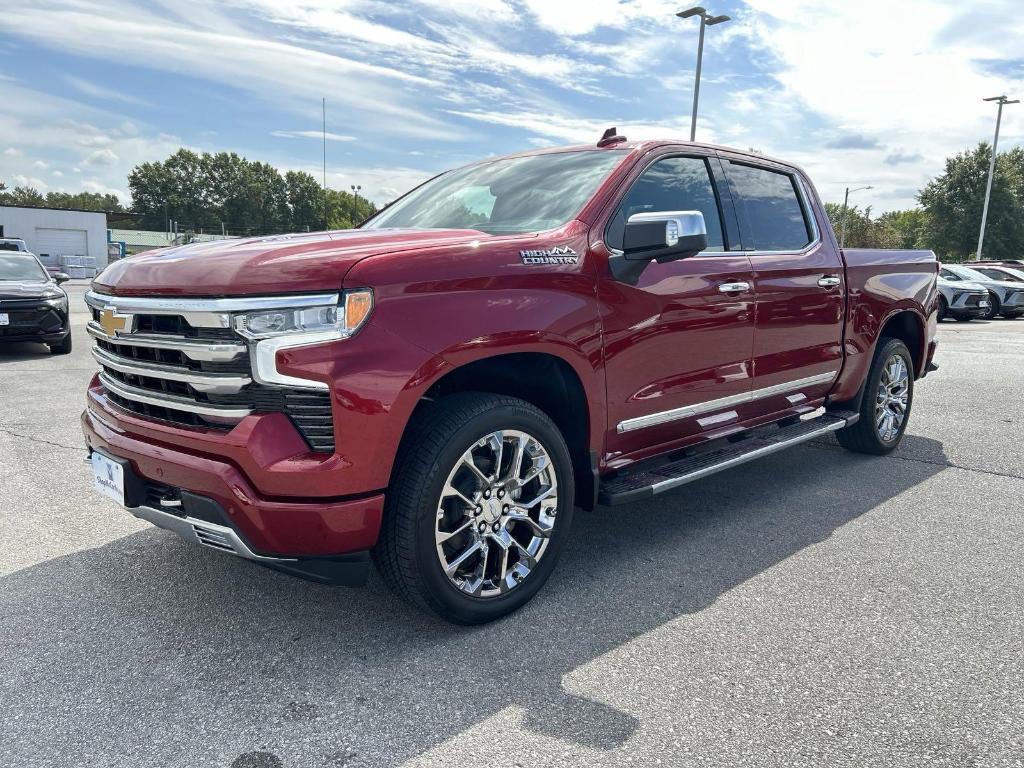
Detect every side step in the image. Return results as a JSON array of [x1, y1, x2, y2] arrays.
[[599, 410, 858, 506]]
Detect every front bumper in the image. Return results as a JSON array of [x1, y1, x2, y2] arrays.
[[82, 403, 385, 559], [949, 306, 987, 318], [0, 298, 69, 343], [126, 488, 370, 585]]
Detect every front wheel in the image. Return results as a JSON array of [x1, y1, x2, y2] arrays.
[[836, 338, 914, 455], [937, 296, 948, 322], [374, 393, 574, 624], [48, 334, 72, 355], [984, 294, 1001, 320]]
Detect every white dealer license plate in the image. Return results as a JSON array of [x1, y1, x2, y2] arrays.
[[979, 300, 989, 307], [0, 313, 8, 326], [91, 451, 125, 505]]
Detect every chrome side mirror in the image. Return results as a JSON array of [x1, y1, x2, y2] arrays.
[[610, 210, 709, 284]]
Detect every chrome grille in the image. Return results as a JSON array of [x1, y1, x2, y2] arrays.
[[86, 291, 336, 452]]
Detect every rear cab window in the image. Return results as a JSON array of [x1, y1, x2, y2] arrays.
[[727, 162, 815, 252]]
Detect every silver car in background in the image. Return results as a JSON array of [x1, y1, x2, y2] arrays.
[[936, 272, 989, 322], [940, 263, 1024, 320]]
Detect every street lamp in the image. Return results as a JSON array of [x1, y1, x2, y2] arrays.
[[839, 185, 873, 248], [975, 95, 1018, 261], [677, 6, 731, 142], [350, 184, 362, 226]]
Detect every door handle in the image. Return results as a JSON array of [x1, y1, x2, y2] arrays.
[[817, 275, 841, 288], [718, 281, 751, 293]]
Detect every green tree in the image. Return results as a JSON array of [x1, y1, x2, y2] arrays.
[[285, 170, 325, 231], [876, 209, 926, 250], [0, 186, 47, 207], [918, 142, 1024, 261], [44, 191, 123, 211], [127, 149, 377, 235]]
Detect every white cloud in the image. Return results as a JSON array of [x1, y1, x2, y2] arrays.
[[11, 174, 48, 189], [64, 75, 146, 105], [271, 130, 357, 142], [85, 148, 119, 165], [33, 159, 49, 169], [448, 109, 706, 145], [82, 178, 127, 199], [735, 0, 1024, 209], [4, 147, 22, 156], [519, 0, 678, 36]]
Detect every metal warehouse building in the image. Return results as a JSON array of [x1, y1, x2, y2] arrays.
[[0, 204, 109, 272]]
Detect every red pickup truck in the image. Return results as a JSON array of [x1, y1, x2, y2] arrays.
[[83, 134, 939, 623]]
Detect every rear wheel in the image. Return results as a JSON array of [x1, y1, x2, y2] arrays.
[[836, 338, 913, 455], [374, 393, 574, 624]]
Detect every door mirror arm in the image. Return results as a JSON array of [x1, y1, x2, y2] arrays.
[[608, 211, 709, 285]]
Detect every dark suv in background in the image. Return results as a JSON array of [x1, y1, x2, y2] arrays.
[[0, 253, 72, 354]]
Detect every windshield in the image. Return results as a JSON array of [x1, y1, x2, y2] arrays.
[[979, 266, 1024, 282], [365, 150, 625, 235], [0, 253, 48, 281], [945, 264, 991, 282]]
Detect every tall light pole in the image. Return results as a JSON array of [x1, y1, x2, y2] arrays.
[[677, 6, 731, 142], [839, 185, 873, 248], [350, 184, 362, 227], [975, 95, 1018, 261]]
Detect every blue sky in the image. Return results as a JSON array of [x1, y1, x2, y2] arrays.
[[1, 0, 1021, 213]]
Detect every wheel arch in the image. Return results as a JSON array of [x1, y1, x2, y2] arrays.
[[877, 308, 926, 377], [409, 351, 600, 510]]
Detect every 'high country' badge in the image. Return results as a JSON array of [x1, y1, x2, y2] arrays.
[[519, 246, 579, 265]]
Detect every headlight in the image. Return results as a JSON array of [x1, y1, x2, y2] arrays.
[[41, 290, 68, 309], [233, 289, 373, 340], [233, 289, 373, 390]]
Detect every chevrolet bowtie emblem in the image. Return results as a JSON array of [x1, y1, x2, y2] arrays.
[[99, 308, 134, 337]]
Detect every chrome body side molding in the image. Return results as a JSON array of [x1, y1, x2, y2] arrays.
[[617, 371, 837, 434]]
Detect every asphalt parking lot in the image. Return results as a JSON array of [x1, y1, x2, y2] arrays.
[[1, 282, 1022, 768]]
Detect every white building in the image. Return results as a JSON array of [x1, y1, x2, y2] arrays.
[[0, 205, 109, 272]]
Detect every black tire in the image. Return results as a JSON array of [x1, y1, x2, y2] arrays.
[[48, 334, 72, 355], [953, 315, 973, 322], [374, 392, 574, 624], [984, 293, 1000, 320], [937, 296, 948, 322], [835, 338, 914, 455]]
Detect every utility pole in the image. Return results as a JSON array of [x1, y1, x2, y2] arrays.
[[322, 97, 328, 231], [677, 7, 731, 142], [839, 185, 873, 248], [976, 95, 1018, 261]]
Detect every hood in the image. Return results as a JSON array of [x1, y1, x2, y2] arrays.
[[0, 279, 61, 300], [93, 228, 490, 297], [937, 277, 987, 293]]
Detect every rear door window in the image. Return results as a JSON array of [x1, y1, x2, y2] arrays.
[[728, 163, 813, 252], [606, 156, 725, 252]]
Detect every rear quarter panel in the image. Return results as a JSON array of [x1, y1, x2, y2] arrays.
[[832, 248, 938, 401]]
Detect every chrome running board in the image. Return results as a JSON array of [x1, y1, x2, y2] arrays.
[[599, 410, 858, 506]]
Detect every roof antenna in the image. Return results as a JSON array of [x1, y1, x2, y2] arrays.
[[597, 126, 627, 147]]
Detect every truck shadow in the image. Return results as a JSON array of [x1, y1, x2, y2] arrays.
[[0, 341, 55, 362], [1, 438, 948, 766]]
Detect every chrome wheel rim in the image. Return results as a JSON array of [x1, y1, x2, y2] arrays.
[[875, 354, 909, 442], [434, 430, 558, 598]]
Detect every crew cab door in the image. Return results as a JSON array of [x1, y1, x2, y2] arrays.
[[597, 152, 755, 464], [721, 156, 845, 412]]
